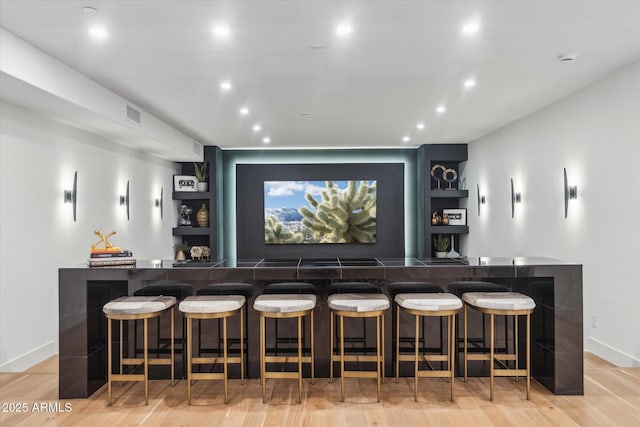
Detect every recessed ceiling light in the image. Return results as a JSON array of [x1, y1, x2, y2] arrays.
[[309, 45, 327, 50], [402, 136, 410, 143], [336, 23, 353, 37], [263, 137, 271, 144], [88, 26, 108, 39], [82, 7, 98, 15], [299, 113, 312, 116], [462, 21, 480, 36], [240, 107, 249, 116], [416, 123, 425, 130], [220, 81, 232, 91], [557, 53, 578, 62], [212, 25, 231, 39], [436, 105, 446, 114], [464, 79, 476, 88], [253, 124, 262, 132]]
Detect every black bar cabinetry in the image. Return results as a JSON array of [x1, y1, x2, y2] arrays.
[[59, 257, 583, 398]]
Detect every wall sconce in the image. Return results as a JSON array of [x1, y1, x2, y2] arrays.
[[476, 184, 486, 216], [563, 168, 578, 218], [510, 178, 521, 218], [63, 171, 77, 222], [154, 186, 163, 219], [119, 180, 130, 220]]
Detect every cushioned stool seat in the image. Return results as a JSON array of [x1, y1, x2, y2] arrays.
[[396, 293, 462, 312], [462, 292, 536, 311], [328, 293, 390, 402], [394, 293, 462, 401], [180, 295, 246, 404], [327, 293, 390, 312], [387, 282, 442, 299], [103, 296, 177, 405], [104, 296, 176, 315], [462, 291, 536, 401], [253, 294, 317, 403]]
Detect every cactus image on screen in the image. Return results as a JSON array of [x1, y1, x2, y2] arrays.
[[264, 180, 377, 244], [264, 215, 304, 244]]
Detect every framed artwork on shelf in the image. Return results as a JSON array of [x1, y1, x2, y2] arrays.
[[443, 208, 466, 226], [173, 175, 198, 192]]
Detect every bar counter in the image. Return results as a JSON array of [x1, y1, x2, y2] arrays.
[[59, 257, 583, 398]]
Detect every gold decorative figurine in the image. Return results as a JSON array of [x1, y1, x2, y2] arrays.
[[91, 230, 121, 252]]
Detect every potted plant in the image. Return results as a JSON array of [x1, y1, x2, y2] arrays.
[[433, 234, 450, 258], [173, 241, 191, 261], [193, 162, 208, 192]]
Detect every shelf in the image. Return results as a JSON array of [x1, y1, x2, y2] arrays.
[[430, 189, 468, 198], [172, 191, 212, 200], [172, 227, 211, 236], [428, 225, 469, 234]]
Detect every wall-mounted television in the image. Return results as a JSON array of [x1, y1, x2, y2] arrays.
[[264, 180, 377, 244]]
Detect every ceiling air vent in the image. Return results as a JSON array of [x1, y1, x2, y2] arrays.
[[126, 105, 141, 124]]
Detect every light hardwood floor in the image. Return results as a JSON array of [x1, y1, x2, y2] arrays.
[[1, 353, 638, 426]]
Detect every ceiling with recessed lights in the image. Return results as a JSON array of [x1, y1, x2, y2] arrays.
[[1, 0, 639, 150]]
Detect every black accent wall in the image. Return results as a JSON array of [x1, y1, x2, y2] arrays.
[[236, 163, 405, 259]]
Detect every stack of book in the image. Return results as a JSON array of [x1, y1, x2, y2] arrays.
[[88, 249, 136, 267]]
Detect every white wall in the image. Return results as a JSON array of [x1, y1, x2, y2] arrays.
[[0, 101, 180, 371], [465, 61, 640, 367]]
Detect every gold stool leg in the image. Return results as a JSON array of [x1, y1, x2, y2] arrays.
[[107, 317, 112, 405], [223, 315, 228, 404], [187, 317, 192, 405], [240, 306, 245, 385], [450, 314, 456, 402], [310, 310, 315, 385], [119, 320, 123, 387], [396, 306, 400, 384], [377, 314, 382, 402], [144, 318, 149, 405], [298, 315, 303, 403], [170, 308, 175, 386], [340, 315, 345, 402], [329, 311, 334, 384], [464, 304, 468, 383], [261, 315, 266, 403], [489, 313, 495, 401], [414, 314, 419, 402], [515, 314, 519, 381], [381, 313, 385, 383], [526, 313, 531, 400]]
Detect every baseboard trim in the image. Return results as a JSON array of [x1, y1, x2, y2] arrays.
[[0, 340, 56, 372], [587, 337, 640, 368]]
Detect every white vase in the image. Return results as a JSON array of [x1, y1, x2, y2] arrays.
[[435, 251, 448, 258], [196, 182, 208, 192]]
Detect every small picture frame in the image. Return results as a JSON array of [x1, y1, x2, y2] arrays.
[[174, 175, 198, 192], [443, 208, 466, 226]]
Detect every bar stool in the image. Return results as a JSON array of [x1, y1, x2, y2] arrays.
[[197, 283, 254, 374], [133, 282, 193, 361], [447, 281, 509, 373], [263, 282, 316, 372], [103, 295, 176, 405], [386, 282, 442, 377], [254, 293, 316, 403], [462, 292, 536, 400], [179, 295, 245, 404], [328, 293, 389, 402], [328, 281, 382, 379], [394, 293, 462, 401]]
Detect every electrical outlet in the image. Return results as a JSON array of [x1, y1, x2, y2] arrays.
[[592, 313, 597, 328]]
